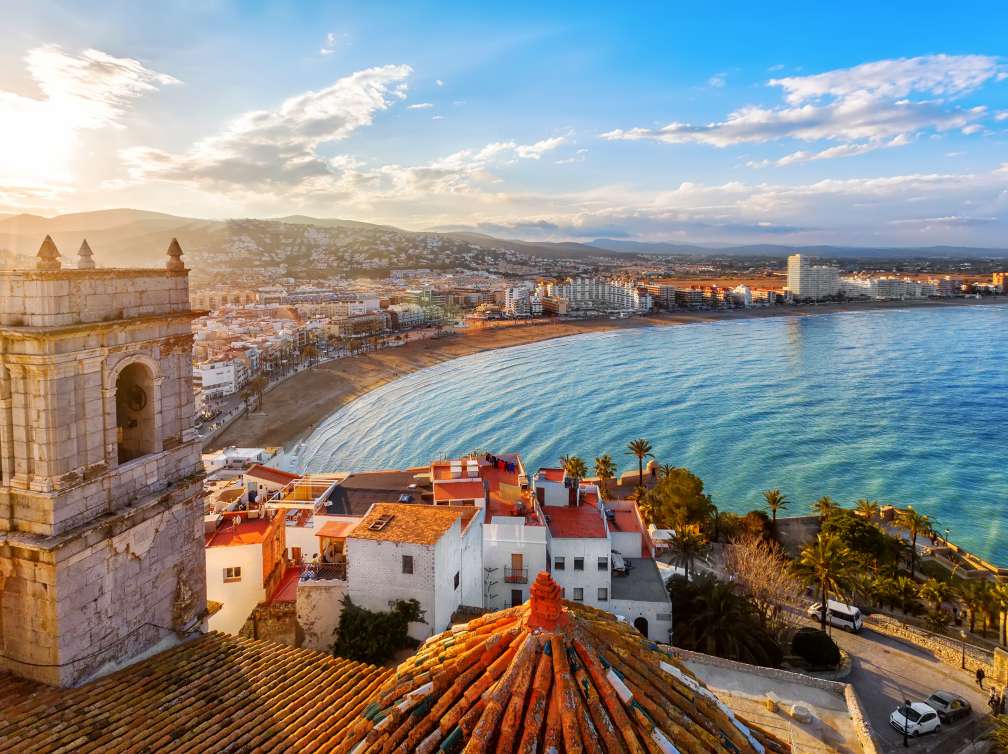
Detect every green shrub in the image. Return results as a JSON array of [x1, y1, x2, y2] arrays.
[[918, 559, 952, 581], [332, 596, 425, 664], [791, 627, 841, 668]]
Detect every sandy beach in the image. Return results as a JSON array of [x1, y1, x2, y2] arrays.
[[208, 296, 1007, 452]]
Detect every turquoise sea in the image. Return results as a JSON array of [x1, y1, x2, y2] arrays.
[[289, 305, 1008, 562]]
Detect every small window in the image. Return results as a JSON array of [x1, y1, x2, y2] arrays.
[[223, 567, 242, 583], [573, 557, 584, 571], [573, 588, 584, 601], [656, 613, 672, 622], [454, 571, 460, 589], [598, 587, 608, 602], [597, 556, 608, 571], [402, 555, 414, 574], [554, 557, 565, 571]]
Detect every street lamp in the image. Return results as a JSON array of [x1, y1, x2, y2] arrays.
[[961, 629, 967, 670], [945, 528, 951, 547]]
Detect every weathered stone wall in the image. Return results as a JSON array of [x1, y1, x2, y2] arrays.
[[0, 269, 190, 327], [866, 613, 995, 677], [1, 477, 205, 686], [297, 579, 346, 652], [0, 261, 208, 687]]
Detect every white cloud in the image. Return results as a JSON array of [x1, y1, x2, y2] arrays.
[[556, 148, 588, 165], [432, 115, 445, 120], [514, 136, 567, 159], [603, 54, 1003, 164], [707, 73, 726, 88], [436, 79, 445, 87], [320, 32, 348, 56], [962, 124, 983, 135], [407, 102, 434, 109], [122, 64, 412, 189], [0, 44, 177, 187], [996, 111, 1008, 121]]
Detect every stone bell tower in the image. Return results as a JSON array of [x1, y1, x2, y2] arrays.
[[0, 236, 206, 686]]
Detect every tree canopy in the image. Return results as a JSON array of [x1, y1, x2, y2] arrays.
[[639, 467, 714, 530], [332, 597, 424, 664]]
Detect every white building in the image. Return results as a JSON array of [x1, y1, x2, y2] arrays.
[[787, 254, 840, 300], [503, 285, 542, 317], [205, 509, 287, 634], [345, 503, 481, 640], [195, 357, 248, 397], [731, 284, 753, 308], [388, 303, 426, 329], [541, 277, 651, 314]]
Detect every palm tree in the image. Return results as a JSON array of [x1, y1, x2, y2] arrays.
[[855, 498, 880, 521], [593, 454, 616, 499], [669, 524, 709, 582], [560, 455, 588, 501], [248, 374, 268, 411], [626, 439, 654, 488], [895, 506, 932, 577], [302, 343, 319, 368], [659, 464, 676, 480], [894, 575, 921, 614], [918, 578, 952, 612], [795, 534, 850, 631], [762, 488, 788, 524], [812, 496, 839, 521], [956, 579, 988, 634]]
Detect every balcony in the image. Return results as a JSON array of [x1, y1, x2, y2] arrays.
[[504, 567, 528, 584]]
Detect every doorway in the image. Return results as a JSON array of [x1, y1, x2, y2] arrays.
[[633, 617, 649, 638]]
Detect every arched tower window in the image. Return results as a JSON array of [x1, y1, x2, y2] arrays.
[[115, 362, 156, 464]]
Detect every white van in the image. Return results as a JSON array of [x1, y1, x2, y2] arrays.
[[806, 599, 863, 632]]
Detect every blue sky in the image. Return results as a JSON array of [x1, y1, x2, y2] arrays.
[[2, 0, 1008, 245]]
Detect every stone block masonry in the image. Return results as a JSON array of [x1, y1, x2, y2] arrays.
[[0, 244, 209, 686]]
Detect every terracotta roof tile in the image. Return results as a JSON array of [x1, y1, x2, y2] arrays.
[[349, 503, 469, 545], [246, 463, 300, 486], [342, 572, 790, 754], [433, 479, 486, 502], [545, 504, 607, 539], [0, 632, 391, 753]]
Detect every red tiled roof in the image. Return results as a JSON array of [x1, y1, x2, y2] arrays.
[[205, 514, 273, 547], [246, 463, 300, 486], [539, 467, 565, 483], [0, 632, 390, 752], [545, 504, 607, 538], [269, 564, 303, 604], [316, 520, 359, 539], [342, 572, 789, 754], [433, 479, 486, 502]]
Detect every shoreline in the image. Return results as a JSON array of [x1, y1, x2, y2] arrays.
[[207, 295, 1008, 452]]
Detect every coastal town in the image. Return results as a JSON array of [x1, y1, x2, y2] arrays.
[[0, 237, 1006, 753]]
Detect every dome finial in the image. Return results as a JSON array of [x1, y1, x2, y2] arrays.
[[36, 235, 61, 271], [77, 239, 95, 270], [166, 238, 185, 271], [527, 571, 566, 630]]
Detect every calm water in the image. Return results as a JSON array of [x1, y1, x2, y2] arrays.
[[287, 305, 1008, 562]]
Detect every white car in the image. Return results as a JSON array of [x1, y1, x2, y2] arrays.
[[889, 702, 941, 737]]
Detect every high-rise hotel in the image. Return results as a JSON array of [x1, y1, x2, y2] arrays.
[[786, 253, 841, 300]]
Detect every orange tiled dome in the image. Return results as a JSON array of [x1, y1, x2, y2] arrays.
[[341, 572, 788, 754]]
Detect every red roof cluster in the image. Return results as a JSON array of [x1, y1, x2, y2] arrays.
[[544, 504, 607, 539], [246, 463, 300, 486]]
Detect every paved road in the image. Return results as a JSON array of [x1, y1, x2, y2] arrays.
[[826, 623, 990, 753]]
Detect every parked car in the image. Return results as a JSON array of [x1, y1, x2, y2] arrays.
[[889, 702, 941, 737], [925, 691, 971, 723], [806, 599, 864, 632]]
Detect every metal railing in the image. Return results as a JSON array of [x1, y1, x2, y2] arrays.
[[504, 567, 528, 584], [303, 562, 346, 581]]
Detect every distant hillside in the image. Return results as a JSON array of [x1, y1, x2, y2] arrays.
[[590, 238, 1008, 259]]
